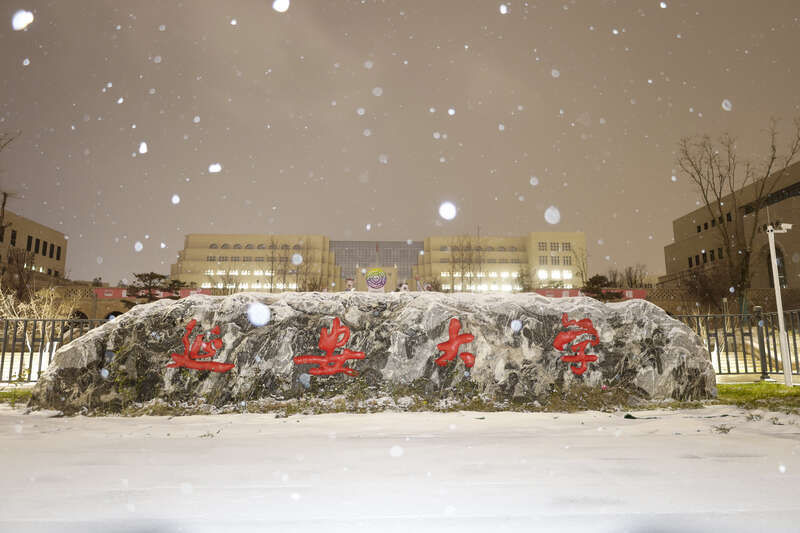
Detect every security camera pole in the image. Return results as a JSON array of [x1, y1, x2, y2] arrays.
[[767, 223, 793, 386]]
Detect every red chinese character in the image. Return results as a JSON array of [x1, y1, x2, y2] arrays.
[[553, 313, 599, 375], [435, 318, 476, 369], [293, 317, 365, 376], [167, 319, 234, 373]]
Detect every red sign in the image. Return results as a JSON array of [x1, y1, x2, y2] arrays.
[[553, 313, 599, 375], [435, 318, 476, 369], [167, 319, 234, 373], [293, 317, 365, 376]]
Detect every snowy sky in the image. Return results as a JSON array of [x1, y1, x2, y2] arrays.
[[2, 1, 800, 284]]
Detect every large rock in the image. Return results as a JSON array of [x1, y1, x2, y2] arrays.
[[29, 292, 716, 413]]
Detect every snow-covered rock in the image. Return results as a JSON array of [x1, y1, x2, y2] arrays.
[[29, 292, 715, 413]]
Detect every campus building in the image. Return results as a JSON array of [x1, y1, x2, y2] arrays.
[[170, 234, 341, 291], [412, 232, 587, 291], [0, 209, 67, 283], [169, 231, 587, 292], [660, 160, 800, 289]]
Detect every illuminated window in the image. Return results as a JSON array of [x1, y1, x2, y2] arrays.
[[476, 272, 485, 278], [254, 270, 264, 276], [511, 272, 518, 278], [252, 282, 262, 289], [205, 269, 214, 275], [562, 270, 573, 279], [216, 282, 223, 288], [229, 270, 239, 276], [501, 284, 513, 292], [454, 284, 462, 291], [289, 283, 297, 289], [454, 272, 461, 277], [216, 270, 226, 275], [551, 270, 561, 280], [490, 284, 499, 291], [537, 269, 548, 280], [239, 283, 249, 289], [201, 282, 211, 288], [441, 272, 450, 277], [489, 272, 498, 278], [443, 284, 451, 290]]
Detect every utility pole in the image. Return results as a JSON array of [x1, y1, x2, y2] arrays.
[[767, 223, 793, 386]]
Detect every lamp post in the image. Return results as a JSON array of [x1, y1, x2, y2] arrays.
[[767, 223, 793, 386]]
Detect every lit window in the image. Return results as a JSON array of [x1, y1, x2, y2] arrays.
[[501, 284, 513, 292], [454, 284, 462, 291], [254, 270, 263, 276], [454, 272, 461, 277], [216, 282, 223, 288], [477, 272, 485, 278], [201, 282, 211, 288], [216, 270, 226, 275], [551, 270, 561, 280], [226, 283, 235, 288], [489, 272, 498, 278], [289, 283, 297, 289], [490, 284, 499, 291], [564, 283, 573, 289], [252, 282, 262, 289], [229, 270, 239, 276], [500, 272, 509, 278], [205, 269, 214, 275], [443, 284, 451, 290], [511, 272, 518, 278], [239, 283, 249, 289], [562, 270, 573, 279], [537, 269, 548, 280], [479, 284, 488, 291]]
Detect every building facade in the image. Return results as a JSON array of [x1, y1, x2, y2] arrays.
[[412, 232, 587, 292], [170, 232, 587, 293], [170, 234, 341, 292], [660, 161, 800, 289], [0, 209, 67, 283]]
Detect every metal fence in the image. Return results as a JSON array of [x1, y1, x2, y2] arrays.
[[676, 307, 800, 376], [0, 318, 108, 383]]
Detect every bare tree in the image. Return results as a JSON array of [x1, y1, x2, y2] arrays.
[[606, 268, 622, 288], [3, 248, 35, 302], [622, 264, 648, 288], [296, 241, 322, 291], [677, 118, 800, 312], [571, 246, 590, 287]]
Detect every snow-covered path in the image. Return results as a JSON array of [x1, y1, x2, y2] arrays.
[[1, 405, 799, 532]]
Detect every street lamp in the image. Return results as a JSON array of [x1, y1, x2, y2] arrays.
[[767, 222, 793, 386]]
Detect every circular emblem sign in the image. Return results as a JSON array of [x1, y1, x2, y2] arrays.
[[366, 268, 387, 289]]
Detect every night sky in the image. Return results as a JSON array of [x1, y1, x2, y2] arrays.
[[2, 1, 800, 285]]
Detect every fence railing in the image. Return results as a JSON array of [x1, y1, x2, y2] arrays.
[[675, 307, 800, 376], [0, 318, 108, 383]]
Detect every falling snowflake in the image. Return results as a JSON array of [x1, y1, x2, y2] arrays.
[[134, 241, 143, 252], [439, 201, 457, 220], [208, 163, 222, 173], [529, 176, 539, 186], [356, 107, 365, 116], [378, 154, 388, 164], [660, 1, 668, 7], [721, 99, 733, 111], [273, 0, 290, 12], [12, 10, 34, 31], [171, 194, 180, 205], [97, 256, 103, 264], [544, 206, 561, 225], [153, 55, 162, 64], [551, 69, 560, 78], [292, 253, 303, 265], [363, 59, 374, 69], [193, 115, 200, 123], [372, 87, 383, 96], [22, 58, 30, 66], [510, 319, 522, 332], [389, 445, 404, 457], [247, 302, 271, 326], [499, 4, 508, 15], [448, 107, 456, 116], [138, 142, 148, 154]]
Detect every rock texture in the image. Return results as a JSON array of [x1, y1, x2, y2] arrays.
[[29, 292, 716, 413]]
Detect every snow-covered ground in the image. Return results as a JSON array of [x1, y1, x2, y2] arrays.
[[1, 405, 799, 532]]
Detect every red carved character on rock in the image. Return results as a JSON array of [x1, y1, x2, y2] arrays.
[[553, 313, 599, 376], [293, 317, 366, 376], [435, 317, 476, 369], [167, 319, 234, 373]]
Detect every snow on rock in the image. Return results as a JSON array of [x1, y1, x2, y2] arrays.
[[29, 292, 715, 413]]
